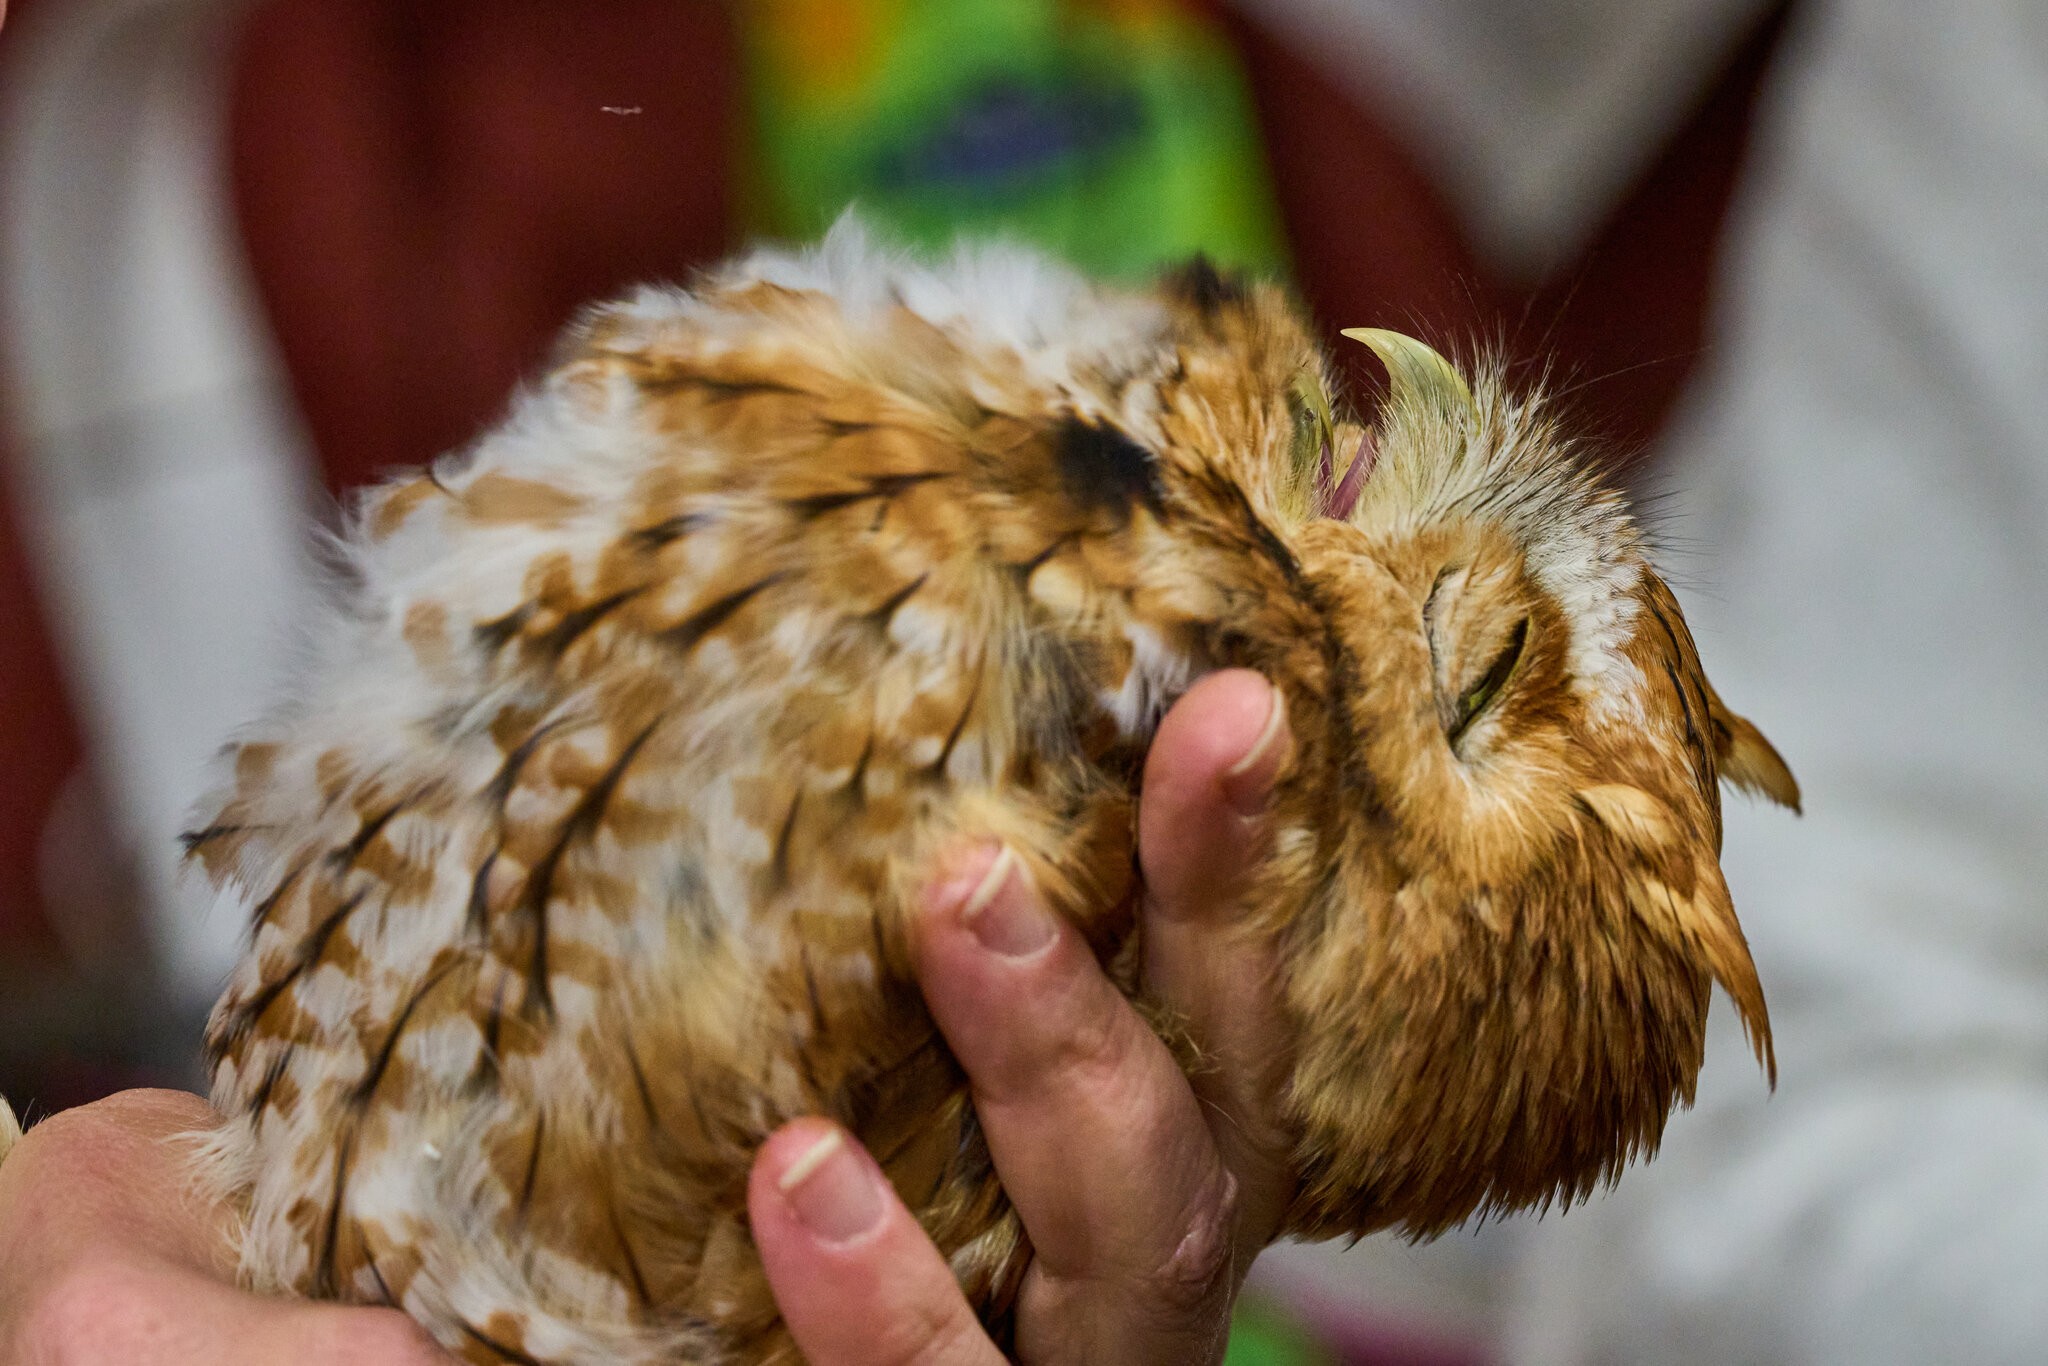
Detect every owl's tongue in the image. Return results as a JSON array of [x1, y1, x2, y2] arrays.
[[1317, 430, 1378, 520]]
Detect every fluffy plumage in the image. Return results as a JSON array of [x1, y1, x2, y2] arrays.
[[188, 223, 1796, 1364]]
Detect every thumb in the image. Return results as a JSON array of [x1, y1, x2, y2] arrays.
[[750, 1120, 1005, 1366]]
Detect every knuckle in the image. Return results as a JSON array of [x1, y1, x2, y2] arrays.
[[1047, 993, 1135, 1087], [25, 1091, 209, 1152], [982, 967, 1142, 1105], [1142, 1173, 1241, 1318], [861, 1298, 989, 1366], [1, 1110, 86, 1179]]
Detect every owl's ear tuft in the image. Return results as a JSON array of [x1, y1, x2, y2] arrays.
[[1709, 698, 1801, 813]]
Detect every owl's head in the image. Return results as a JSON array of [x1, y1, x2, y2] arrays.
[[1155, 308, 1801, 1238]]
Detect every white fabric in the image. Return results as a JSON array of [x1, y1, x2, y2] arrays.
[[1497, 1, 2048, 1361], [1234, 0, 1773, 277], [0, 0, 317, 1011]]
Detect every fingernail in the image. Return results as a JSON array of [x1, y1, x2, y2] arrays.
[[778, 1128, 884, 1244], [960, 845, 1054, 959], [1221, 681, 1289, 815]]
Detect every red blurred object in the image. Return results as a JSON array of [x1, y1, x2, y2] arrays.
[[1237, 3, 1792, 457], [0, 432, 76, 958], [223, 0, 1789, 494], [226, 0, 741, 492], [1, 0, 84, 953], [1520, 4, 1793, 456], [0, 0, 76, 960]]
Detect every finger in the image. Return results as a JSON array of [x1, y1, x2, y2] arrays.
[[1140, 669, 1290, 910], [0, 1091, 241, 1281], [1, 1092, 456, 1364], [914, 848, 1240, 1363], [751, 1119, 1002, 1366], [1139, 670, 1298, 1249], [21, 1257, 454, 1364], [278, 1302, 460, 1364]]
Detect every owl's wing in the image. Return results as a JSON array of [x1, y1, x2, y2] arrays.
[[185, 289, 1174, 1357]]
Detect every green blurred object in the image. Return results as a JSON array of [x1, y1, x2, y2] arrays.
[[743, 16, 1306, 1340], [737, 0, 1288, 279], [1226, 1293, 1337, 1366]]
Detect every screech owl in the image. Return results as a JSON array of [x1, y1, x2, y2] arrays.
[[185, 222, 1798, 1365]]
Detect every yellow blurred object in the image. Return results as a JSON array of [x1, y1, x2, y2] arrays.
[[0, 1094, 20, 1167]]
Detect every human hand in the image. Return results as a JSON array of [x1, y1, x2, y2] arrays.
[[750, 668, 1296, 1365], [0, 1089, 454, 1363]]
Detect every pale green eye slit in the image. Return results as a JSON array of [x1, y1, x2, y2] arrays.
[[1450, 617, 1528, 747]]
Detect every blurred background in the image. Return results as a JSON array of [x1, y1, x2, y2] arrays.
[[2, 1, 2044, 1363]]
